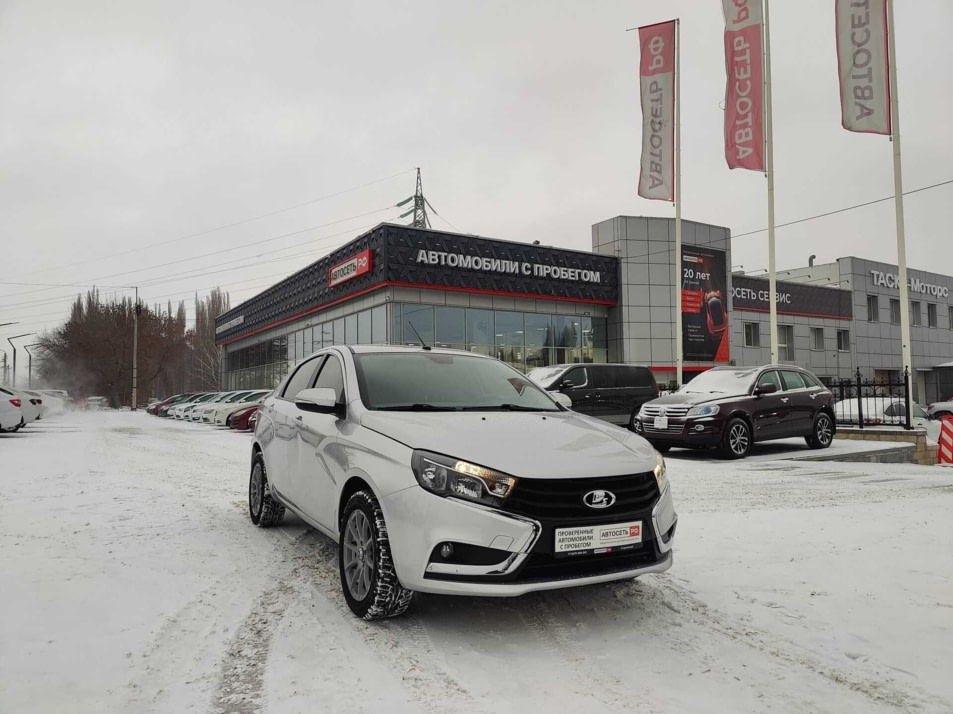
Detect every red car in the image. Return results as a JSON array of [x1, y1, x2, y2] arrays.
[[227, 404, 259, 431]]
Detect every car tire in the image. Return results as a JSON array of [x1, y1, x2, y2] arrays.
[[628, 408, 641, 432], [248, 452, 285, 527], [721, 417, 752, 459], [806, 412, 834, 449], [339, 490, 414, 621]]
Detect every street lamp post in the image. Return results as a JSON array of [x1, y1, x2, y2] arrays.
[[25, 343, 40, 389], [132, 288, 141, 410], [7, 333, 35, 388]]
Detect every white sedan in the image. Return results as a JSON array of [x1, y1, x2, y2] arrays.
[[834, 397, 940, 442], [208, 390, 272, 426], [0, 391, 24, 432], [250, 345, 676, 620], [927, 398, 953, 420], [0, 387, 41, 425]]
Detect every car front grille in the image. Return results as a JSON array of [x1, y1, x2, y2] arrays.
[[502, 473, 659, 521], [641, 405, 690, 418], [642, 423, 685, 435]]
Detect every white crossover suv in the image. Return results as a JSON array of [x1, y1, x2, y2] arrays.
[[249, 346, 677, 620]]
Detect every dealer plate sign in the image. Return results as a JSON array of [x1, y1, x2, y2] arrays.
[[554, 521, 642, 557], [329, 249, 373, 288]]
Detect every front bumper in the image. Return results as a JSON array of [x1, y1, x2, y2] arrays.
[[381, 483, 677, 597], [634, 416, 724, 447]]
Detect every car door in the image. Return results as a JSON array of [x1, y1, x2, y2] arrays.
[[293, 352, 347, 530], [590, 366, 625, 424], [557, 366, 597, 417], [778, 370, 815, 436], [750, 370, 786, 439], [264, 356, 324, 496]]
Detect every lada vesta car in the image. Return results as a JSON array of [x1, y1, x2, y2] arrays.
[[250, 345, 676, 620]]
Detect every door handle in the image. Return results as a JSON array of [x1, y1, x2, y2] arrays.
[[294, 415, 303, 423], [780, 398, 789, 403]]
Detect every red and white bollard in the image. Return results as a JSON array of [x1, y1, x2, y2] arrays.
[[938, 418, 953, 467]]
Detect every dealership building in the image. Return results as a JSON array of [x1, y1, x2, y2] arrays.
[[215, 218, 953, 403]]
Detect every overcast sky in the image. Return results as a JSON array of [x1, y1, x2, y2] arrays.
[[2, 0, 951, 342]]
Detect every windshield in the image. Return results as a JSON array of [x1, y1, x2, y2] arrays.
[[525, 366, 568, 388], [680, 368, 760, 395], [356, 352, 561, 411]]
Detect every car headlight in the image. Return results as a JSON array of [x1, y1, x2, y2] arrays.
[[411, 450, 517, 507], [686, 404, 720, 418], [653, 452, 668, 492]]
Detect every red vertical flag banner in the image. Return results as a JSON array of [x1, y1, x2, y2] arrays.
[[835, 0, 890, 134], [722, 0, 765, 171], [638, 20, 676, 201]]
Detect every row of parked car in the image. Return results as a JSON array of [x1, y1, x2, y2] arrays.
[[146, 389, 272, 431], [0, 387, 71, 433]]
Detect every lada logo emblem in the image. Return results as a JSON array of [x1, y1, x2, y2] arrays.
[[583, 490, 616, 509], [659, 408, 667, 417]]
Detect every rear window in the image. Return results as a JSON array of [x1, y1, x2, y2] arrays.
[[780, 371, 806, 390]]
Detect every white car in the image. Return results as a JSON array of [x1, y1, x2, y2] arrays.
[[0, 387, 40, 425], [250, 346, 676, 620], [191, 391, 242, 422], [210, 390, 271, 426], [834, 397, 941, 442], [170, 393, 217, 419], [927, 398, 953, 420], [0, 392, 24, 432]]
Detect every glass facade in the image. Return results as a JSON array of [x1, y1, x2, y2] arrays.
[[223, 302, 608, 389], [392, 303, 607, 372]]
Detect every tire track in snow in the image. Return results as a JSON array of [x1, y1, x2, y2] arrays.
[[514, 592, 662, 714], [289, 531, 479, 713], [211, 581, 294, 714], [639, 576, 936, 712]]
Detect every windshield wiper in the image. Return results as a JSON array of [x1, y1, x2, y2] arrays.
[[462, 404, 550, 412], [378, 404, 459, 411]]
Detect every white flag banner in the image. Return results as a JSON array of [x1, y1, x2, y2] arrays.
[[836, 0, 890, 134], [638, 21, 676, 201]]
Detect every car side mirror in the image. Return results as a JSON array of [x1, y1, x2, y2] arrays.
[[295, 388, 341, 415], [754, 383, 778, 396], [558, 380, 575, 391], [551, 392, 572, 409]]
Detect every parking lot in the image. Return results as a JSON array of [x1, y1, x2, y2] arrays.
[[2, 412, 952, 713]]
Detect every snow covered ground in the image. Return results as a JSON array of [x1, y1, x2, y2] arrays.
[[2, 412, 951, 714]]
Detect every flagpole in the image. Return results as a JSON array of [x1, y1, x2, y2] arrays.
[[763, 0, 778, 364], [674, 18, 683, 387], [886, 0, 912, 388]]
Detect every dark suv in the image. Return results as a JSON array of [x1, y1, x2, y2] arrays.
[[633, 365, 835, 459], [526, 363, 658, 428]]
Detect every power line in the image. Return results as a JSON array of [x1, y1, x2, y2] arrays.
[[731, 178, 953, 239], [21, 168, 416, 278]]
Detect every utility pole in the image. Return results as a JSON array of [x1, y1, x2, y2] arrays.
[[412, 168, 430, 229], [132, 287, 141, 410]]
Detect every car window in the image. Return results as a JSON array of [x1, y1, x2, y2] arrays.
[[884, 402, 901, 417], [780, 370, 806, 391], [313, 355, 345, 404], [800, 372, 822, 389], [757, 370, 782, 391], [913, 403, 929, 419], [282, 357, 323, 399], [562, 367, 587, 388]]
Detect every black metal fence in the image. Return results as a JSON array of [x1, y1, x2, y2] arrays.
[[830, 367, 912, 430]]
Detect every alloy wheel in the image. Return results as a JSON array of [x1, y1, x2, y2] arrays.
[[816, 415, 833, 445], [249, 462, 263, 517], [343, 510, 375, 601], [729, 423, 749, 455]]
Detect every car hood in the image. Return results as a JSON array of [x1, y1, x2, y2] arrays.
[[359, 410, 658, 479], [644, 390, 742, 407]]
